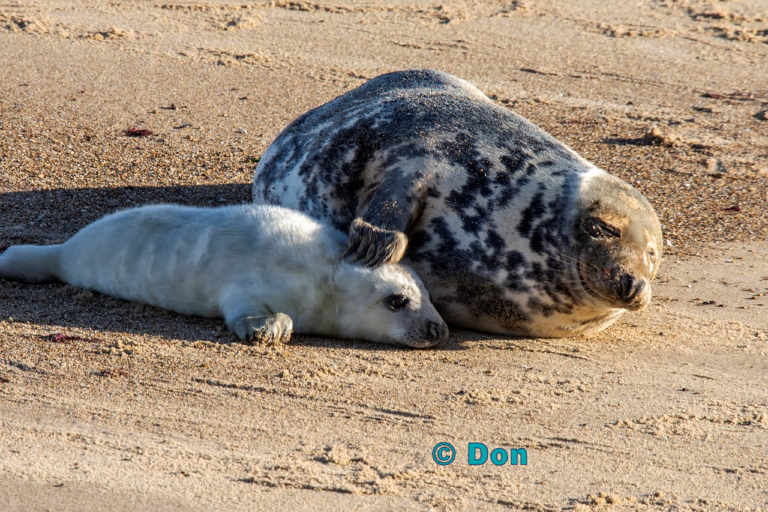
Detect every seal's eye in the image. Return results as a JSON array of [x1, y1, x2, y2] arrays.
[[586, 218, 621, 239], [385, 294, 409, 311]]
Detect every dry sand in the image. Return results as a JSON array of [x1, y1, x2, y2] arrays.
[[1, 0, 767, 510]]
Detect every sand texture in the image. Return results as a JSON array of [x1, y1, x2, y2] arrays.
[[1, 0, 768, 510]]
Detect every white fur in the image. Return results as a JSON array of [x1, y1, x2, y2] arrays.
[[0, 204, 447, 346]]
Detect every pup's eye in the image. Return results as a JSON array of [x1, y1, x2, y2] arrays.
[[385, 294, 409, 311], [586, 218, 621, 239]]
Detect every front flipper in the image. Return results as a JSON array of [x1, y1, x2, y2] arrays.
[[343, 219, 408, 267], [220, 283, 294, 344], [343, 165, 432, 267], [229, 313, 294, 345]]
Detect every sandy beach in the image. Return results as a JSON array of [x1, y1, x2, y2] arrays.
[[1, 0, 767, 510]]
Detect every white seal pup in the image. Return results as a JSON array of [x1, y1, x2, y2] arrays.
[[253, 69, 662, 337], [0, 204, 448, 347]]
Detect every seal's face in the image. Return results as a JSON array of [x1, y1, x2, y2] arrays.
[[577, 173, 663, 311], [334, 263, 449, 348]]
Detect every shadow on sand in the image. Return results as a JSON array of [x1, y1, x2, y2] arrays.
[[1, 184, 482, 351], [0, 183, 253, 245]]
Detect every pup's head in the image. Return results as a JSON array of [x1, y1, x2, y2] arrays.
[[333, 262, 448, 348], [575, 172, 662, 311]]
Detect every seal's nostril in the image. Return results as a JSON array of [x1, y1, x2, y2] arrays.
[[623, 273, 634, 295], [427, 321, 449, 342], [617, 273, 646, 303], [631, 279, 646, 302]]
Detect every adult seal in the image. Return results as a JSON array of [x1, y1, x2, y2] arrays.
[[253, 69, 662, 337], [0, 204, 448, 347]]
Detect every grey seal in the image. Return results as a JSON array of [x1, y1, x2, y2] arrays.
[[253, 69, 662, 337], [0, 204, 448, 347]]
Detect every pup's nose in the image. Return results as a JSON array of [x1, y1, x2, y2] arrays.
[[427, 320, 450, 346], [616, 271, 646, 304]]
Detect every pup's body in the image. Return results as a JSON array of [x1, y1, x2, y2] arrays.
[[0, 204, 448, 347]]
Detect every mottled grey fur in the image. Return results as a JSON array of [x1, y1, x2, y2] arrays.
[[253, 70, 662, 337]]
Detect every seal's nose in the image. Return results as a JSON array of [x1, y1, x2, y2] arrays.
[[616, 272, 646, 304], [427, 320, 450, 346]]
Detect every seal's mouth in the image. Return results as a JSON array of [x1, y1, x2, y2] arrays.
[[382, 320, 449, 348], [578, 259, 650, 311], [414, 320, 449, 348]]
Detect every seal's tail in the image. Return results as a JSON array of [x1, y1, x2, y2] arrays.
[[0, 245, 62, 283]]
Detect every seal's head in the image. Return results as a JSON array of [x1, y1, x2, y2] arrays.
[[333, 262, 449, 348], [576, 171, 662, 311]]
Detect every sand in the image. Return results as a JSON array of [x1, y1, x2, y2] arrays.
[[1, 0, 767, 510]]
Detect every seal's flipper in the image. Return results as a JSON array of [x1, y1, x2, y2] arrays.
[[343, 167, 430, 267], [230, 313, 294, 344], [0, 245, 62, 283], [343, 219, 408, 267], [220, 283, 295, 343]]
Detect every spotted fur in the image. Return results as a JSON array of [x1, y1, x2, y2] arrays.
[[253, 70, 662, 337]]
